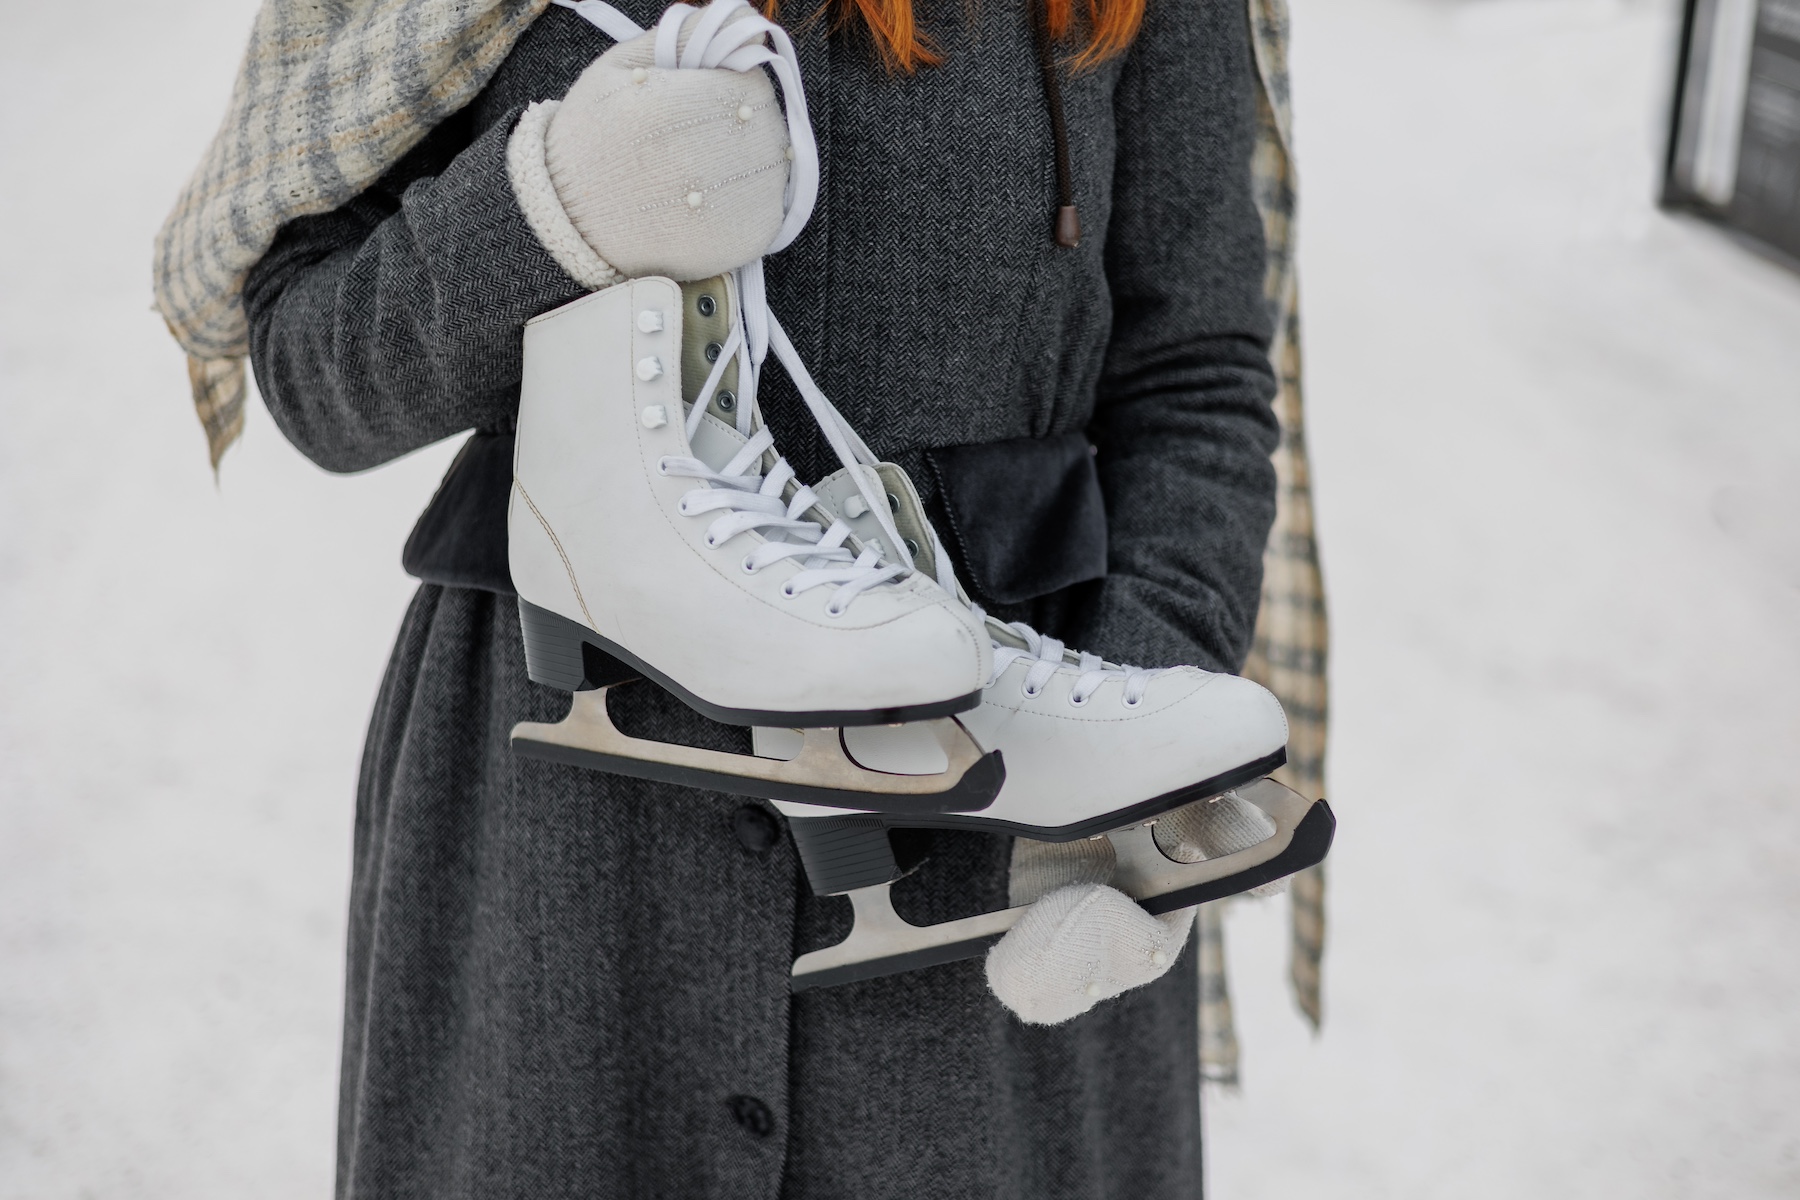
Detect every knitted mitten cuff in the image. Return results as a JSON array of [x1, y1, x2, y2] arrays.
[[507, 100, 621, 291]]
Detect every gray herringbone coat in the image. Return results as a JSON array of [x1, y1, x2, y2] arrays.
[[243, 0, 1277, 1195]]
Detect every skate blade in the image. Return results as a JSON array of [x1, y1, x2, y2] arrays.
[[511, 688, 1004, 813], [790, 884, 1025, 991], [788, 778, 1335, 991], [1114, 777, 1335, 915]]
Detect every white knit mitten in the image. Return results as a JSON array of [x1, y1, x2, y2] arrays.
[[1153, 791, 1290, 898], [985, 837, 1194, 1026], [508, 2, 790, 286]]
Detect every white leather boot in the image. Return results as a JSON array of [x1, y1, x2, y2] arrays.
[[508, 273, 1003, 812], [755, 467, 1333, 989], [503, 1, 1004, 811], [509, 271, 989, 724]]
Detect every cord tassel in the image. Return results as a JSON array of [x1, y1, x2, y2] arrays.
[[1032, 0, 1080, 247], [1054, 205, 1082, 248]]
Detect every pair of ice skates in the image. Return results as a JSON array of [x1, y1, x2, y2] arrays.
[[506, 268, 1334, 988], [506, 0, 1333, 990]]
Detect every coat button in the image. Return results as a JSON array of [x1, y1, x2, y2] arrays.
[[733, 805, 781, 854], [726, 1094, 776, 1137]]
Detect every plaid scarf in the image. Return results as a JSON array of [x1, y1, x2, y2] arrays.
[[1197, 0, 1331, 1086], [151, 0, 552, 467]]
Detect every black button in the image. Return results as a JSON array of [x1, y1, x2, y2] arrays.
[[726, 1094, 776, 1137], [733, 805, 781, 854]]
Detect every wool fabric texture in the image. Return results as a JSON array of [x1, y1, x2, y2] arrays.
[[985, 883, 1195, 1026], [1006, 832, 1118, 907], [535, 12, 792, 279], [150, 0, 552, 466], [506, 101, 622, 288]]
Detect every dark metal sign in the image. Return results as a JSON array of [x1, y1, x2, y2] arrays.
[[1666, 0, 1800, 263]]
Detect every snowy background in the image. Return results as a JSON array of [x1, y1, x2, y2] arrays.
[[2, 0, 1797, 1196]]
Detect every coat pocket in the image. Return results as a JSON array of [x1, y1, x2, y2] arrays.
[[402, 432, 517, 595], [926, 433, 1108, 606]]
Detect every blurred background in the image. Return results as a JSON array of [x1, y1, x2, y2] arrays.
[[2, 0, 1797, 1195]]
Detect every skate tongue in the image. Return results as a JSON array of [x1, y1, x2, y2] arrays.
[[983, 619, 1040, 656], [686, 402, 752, 474], [983, 617, 1096, 668], [684, 406, 852, 562], [680, 273, 874, 560], [809, 463, 955, 584]]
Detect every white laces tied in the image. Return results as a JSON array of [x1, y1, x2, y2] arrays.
[[969, 605, 1163, 708], [552, 0, 909, 614], [664, 328, 907, 623], [555, 0, 920, 581], [658, 425, 907, 613]]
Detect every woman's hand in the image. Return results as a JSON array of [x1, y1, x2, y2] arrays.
[[511, 3, 792, 283], [986, 879, 1196, 1027], [985, 789, 1285, 1025], [986, 836, 1195, 1025]]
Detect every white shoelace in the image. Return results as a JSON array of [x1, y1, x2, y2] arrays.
[[556, 0, 923, 612], [557, 0, 1176, 665], [657, 425, 904, 615], [970, 606, 1165, 708]]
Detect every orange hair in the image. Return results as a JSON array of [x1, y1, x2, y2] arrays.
[[764, 0, 1145, 73]]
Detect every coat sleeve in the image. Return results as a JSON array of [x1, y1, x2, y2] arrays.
[[242, 110, 587, 473], [1076, 0, 1280, 674]]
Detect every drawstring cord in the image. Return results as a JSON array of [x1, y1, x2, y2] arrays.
[[1030, 0, 1080, 248]]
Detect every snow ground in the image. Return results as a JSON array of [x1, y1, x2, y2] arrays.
[[1209, 1, 1800, 1197], [0, 0, 1795, 1197]]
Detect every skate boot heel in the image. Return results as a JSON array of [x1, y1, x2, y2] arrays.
[[787, 816, 902, 896], [517, 599, 640, 691]]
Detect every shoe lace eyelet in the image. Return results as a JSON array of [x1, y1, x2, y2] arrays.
[[657, 458, 672, 476], [1122, 695, 1143, 708], [1021, 684, 1042, 699], [780, 582, 797, 599], [824, 602, 846, 618], [741, 555, 758, 574], [1068, 691, 1089, 707], [704, 532, 719, 548]]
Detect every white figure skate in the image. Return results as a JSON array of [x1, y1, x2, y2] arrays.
[[754, 474, 1335, 990], [510, 273, 1004, 811], [510, 0, 1003, 811]]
